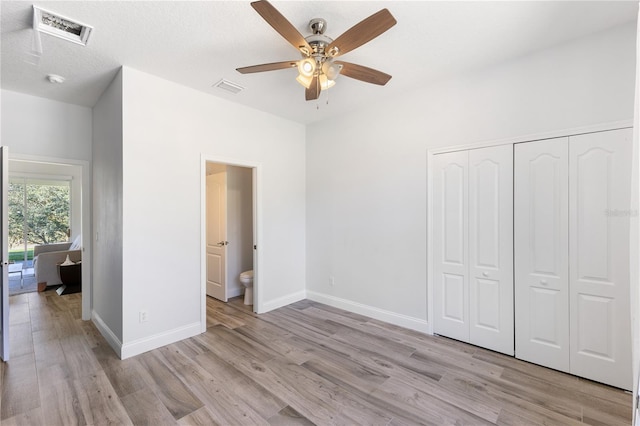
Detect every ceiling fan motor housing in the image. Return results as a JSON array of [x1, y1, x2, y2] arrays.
[[305, 33, 333, 55], [309, 18, 327, 34]]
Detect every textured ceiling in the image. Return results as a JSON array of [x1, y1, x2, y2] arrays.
[[1, 1, 637, 125]]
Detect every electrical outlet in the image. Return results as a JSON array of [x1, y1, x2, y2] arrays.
[[330, 276, 335, 287], [139, 311, 148, 323]]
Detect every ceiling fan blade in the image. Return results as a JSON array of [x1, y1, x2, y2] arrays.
[[305, 75, 320, 101], [335, 61, 392, 86], [236, 60, 298, 74], [251, 0, 312, 54], [327, 9, 396, 57]]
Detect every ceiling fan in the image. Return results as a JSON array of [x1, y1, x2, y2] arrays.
[[236, 0, 397, 101]]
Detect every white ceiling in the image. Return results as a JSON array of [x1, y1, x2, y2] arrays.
[[1, 1, 637, 125]]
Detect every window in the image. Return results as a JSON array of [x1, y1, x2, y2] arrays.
[[8, 176, 71, 264]]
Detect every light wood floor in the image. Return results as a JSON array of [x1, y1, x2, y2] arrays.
[[0, 290, 632, 425]]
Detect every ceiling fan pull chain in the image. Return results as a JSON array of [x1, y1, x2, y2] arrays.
[[326, 81, 330, 105]]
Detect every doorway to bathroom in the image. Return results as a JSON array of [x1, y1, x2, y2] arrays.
[[201, 157, 258, 326]]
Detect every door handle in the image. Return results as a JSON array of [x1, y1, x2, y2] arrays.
[[482, 271, 489, 277], [540, 279, 548, 285], [216, 241, 228, 247]]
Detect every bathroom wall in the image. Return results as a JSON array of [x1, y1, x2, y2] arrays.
[[226, 165, 254, 298]]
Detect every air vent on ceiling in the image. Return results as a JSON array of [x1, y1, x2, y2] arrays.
[[33, 5, 93, 46], [213, 79, 244, 94]]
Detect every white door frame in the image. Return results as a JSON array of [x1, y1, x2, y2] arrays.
[[200, 154, 262, 331], [1, 146, 9, 360], [8, 153, 92, 321]]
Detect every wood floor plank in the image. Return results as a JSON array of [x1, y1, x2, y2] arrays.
[[266, 307, 341, 338], [583, 403, 633, 426], [120, 388, 178, 425], [301, 305, 367, 329], [155, 345, 271, 425], [137, 351, 204, 420], [499, 366, 631, 421], [331, 325, 417, 358], [39, 377, 87, 425], [176, 406, 222, 426], [496, 408, 545, 426], [475, 348, 631, 407], [9, 301, 30, 326], [59, 334, 103, 380], [370, 377, 494, 425], [206, 324, 279, 363], [267, 405, 316, 426], [206, 308, 246, 329], [196, 331, 346, 424], [33, 332, 70, 386], [92, 341, 156, 398], [288, 333, 445, 384], [234, 325, 315, 365], [77, 318, 104, 349], [264, 356, 395, 425], [190, 348, 287, 419], [1, 406, 44, 426], [73, 371, 133, 426], [9, 322, 34, 359], [1, 353, 40, 420], [5, 292, 633, 425], [301, 355, 390, 395], [411, 346, 504, 380], [439, 371, 584, 425]]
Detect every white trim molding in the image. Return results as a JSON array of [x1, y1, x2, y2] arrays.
[[261, 290, 307, 313], [10, 153, 92, 321], [120, 322, 201, 360], [429, 119, 634, 155], [92, 310, 123, 358], [200, 153, 263, 331], [306, 291, 430, 334]]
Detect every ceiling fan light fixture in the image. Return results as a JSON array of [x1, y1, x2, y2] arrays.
[[319, 74, 335, 91], [296, 73, 313, 89], [322, 60, 342, 81], [297, 58, 316, 77]]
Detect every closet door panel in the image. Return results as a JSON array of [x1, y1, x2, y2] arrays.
[[569, 128, 632, 390], [514, 138, 570, 372], [433, 151, 469, 341], [469, 145, 514, 355]]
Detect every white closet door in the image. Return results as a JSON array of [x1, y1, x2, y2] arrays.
[[569, 128, 632, 390], [514, 138, 570, 372], [468, 145, 514, 355], [433, 151, 469, 342]]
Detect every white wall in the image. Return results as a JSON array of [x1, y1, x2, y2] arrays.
[[120, 67, 305, 355], [92, 70, 124, 346], [1, 90, 92, 161], [2, 89, 93, 320], [306, 23, 637, 331]]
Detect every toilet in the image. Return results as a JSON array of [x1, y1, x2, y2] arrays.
[[239, 270, 254, 305]]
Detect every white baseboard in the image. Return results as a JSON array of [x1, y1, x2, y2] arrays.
[[92, 310, 123, 358], [120, 321, 201, 360], [228, 286, 244, 299], [260, 290, 307, 313], [306, 291, 430, 334]]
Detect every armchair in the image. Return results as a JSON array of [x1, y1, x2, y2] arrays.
[[34, 240, 82, 291]]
